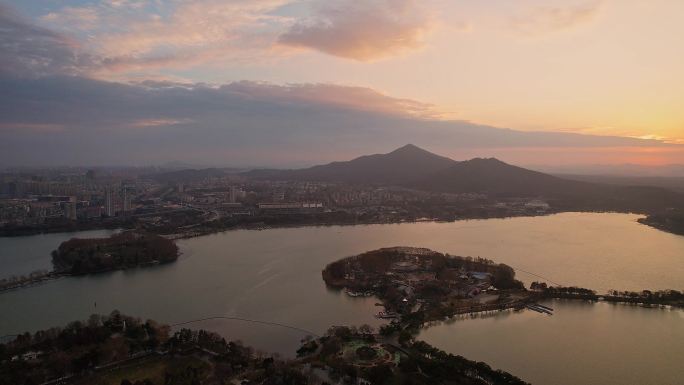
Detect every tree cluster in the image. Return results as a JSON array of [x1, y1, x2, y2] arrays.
[[0, 311, 168, 384], [51, 232, 178, 274]]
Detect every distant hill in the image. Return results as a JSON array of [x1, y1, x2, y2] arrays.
[[412, 157, 585, 196], [555, 174, 684, 193], [245, 144, 456, 185], [246, 145, 584, 195], [245, 144, 684, 212], [413, 157, 684, 210]]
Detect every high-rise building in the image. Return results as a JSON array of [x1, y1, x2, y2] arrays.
[[85, 170, 96, 190], [123, 188, 131, 212], [105, 188, 114, 216], [229, 186, 237, 203], [272, 191, 285, 202], [65, 202, 77, 220]]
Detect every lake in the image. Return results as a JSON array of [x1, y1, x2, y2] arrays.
[[0, 229, 117, 279], [0, 213, 682, 383], [419, 299, 684, 385]]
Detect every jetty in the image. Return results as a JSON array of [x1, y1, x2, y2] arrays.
[[526, 303, 554, 315]]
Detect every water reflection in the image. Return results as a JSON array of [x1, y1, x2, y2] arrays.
[[418, 299, 684, 385], [1, 213, 683, 383]]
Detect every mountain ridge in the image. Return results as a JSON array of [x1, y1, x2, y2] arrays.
[[243, 144, 684, 211], [244, 144, 457, 185]]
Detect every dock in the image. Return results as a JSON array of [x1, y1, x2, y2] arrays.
[[526, 303, 554, 315]]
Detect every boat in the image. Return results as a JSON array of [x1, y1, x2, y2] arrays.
[[525, 304, 553, 315], [345, 288, 374, 297], [375, 311, 399, 319]]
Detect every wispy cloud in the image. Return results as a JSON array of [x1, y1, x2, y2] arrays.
[[35, 0, 293, 77], [0, 4, 95, 77], [511, 1, 602, 35], [278, 0, 433, 61], [11, 0, 436, 77], [634, 135, 684, 145], [128, 118, 193, 128], [223, 81, 441, 119], [42, 6, 100, 30], [0, 122, 65, 132]]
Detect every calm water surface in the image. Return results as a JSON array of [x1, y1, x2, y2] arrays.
[[419, 299, 684, 385], [0, 229, 117, 279], [0, 213, 682, 383]]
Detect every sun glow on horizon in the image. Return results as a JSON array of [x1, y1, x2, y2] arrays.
[[1, 0, 683, 166]]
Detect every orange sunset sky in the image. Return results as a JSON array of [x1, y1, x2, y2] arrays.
[[1, 0, 683, 167]]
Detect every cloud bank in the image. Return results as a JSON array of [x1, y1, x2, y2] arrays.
[[10, 0, 607, 76], [1, 74, 679, 167], [36, 0, 293, 77], [1, 1, 681, 168]]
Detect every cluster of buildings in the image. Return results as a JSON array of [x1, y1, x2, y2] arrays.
[[0, 167, 551, 231], [0, 171, 145, 226]]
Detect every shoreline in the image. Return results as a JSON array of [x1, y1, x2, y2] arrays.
[[0, 272, 66, 294], [3, 213, 679, 299], [163, 209, 652, 241], [637, 216, 684, 236], [3, 208, 668, 240], [321, 247, 683, 334], [0, 260, 179, 294]]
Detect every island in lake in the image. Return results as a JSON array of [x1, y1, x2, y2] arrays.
[[51, 232, 179, 275], [1, 232, 180, 293], [323, 247, 530, 325], [323, 247, 684, 328]]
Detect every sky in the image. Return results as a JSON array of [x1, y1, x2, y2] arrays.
[[1, 0, 683, 168]]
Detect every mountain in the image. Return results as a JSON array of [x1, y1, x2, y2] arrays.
[[245, 144, 684, 212], [246, 144, 584, 195], [245, 144, 456, 185], [413, 157, 588, 196], [412, 157, 683, 210]]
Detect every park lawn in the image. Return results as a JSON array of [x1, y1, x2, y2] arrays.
[[76, 355, 211, 385]]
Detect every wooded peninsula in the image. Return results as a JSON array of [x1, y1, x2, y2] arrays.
[[323, 247, 684, 329]]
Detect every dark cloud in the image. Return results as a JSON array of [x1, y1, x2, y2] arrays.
[[0, 4, 94, 77], [0, 75, 676, 167]]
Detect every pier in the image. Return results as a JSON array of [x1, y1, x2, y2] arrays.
[[525, 303, 554, 315]]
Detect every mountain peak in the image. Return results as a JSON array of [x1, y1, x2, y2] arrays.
[[390, 144, 426, 154], [245, 143, 456, 185], [464, 157, 507, 165], [383, 144, 456, 166]]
